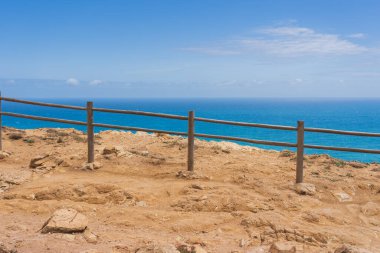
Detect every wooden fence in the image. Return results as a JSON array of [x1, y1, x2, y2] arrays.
[[1, 94, 380, 184]]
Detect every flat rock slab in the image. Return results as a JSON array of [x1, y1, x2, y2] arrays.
[[334, 192, 353, 202], [41, 208, 88, 234]]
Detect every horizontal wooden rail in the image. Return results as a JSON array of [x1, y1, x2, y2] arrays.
[[93, 107, 187, 120], [194, 132, 297, 148], [1, 94, 380, 185], [0, 112, 87, 126], [93, 122, 188, 136], [195, 117, 296, 131], [304, 127, 380, 137], [304, 144, 380, 154], [0, 97, 86, 111]]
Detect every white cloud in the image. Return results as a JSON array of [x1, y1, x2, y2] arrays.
[[181, 47, 240, 55], [66, 78, 79, 86], [90, 79, 103, 85], [183, 26, 368, 57], [348, 33, 366, 39], [238, 26, 367, 56], [260, 27, 314, 36], [290, 78, 305, 86]]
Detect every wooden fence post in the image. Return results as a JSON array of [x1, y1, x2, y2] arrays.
[[187, 111, 195, 171], [87, 101, 94, 163], [296, 120, 305, 183], [0, 91, 2, 151]]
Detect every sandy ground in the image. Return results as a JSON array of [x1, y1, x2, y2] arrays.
[[0, 127, 379, 253]]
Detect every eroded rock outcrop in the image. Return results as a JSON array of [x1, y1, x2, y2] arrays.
[[0, 171, 31, 193], [29, 154, 65, 172]]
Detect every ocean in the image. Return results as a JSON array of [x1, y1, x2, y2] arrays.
[[2, 98, 380, 163]]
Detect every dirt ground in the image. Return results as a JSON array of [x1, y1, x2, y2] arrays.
[[0, 127, 379, 253]]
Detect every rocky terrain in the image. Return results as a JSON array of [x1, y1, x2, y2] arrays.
[[0, 127, 379, 253]]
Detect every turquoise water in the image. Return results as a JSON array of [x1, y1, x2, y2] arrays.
[[2, 98, 380, 162]]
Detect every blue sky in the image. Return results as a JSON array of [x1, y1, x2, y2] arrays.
[[1, 0, 380, 97]]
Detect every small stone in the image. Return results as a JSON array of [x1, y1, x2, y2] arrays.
[[334, 192, 352, 202], [136, 201, 147, 207], [176, 245, 206, 253], [0, 184, 9, 193], [295, 183, 316, 196], [111, 245, 131, 253], [200, 195, 208, 201], [334, 244, 373, 253], [221, 147, 231, 153], [70, 155, 81, 160], [102, 146, 122, 155], [269, 242, 296, 253], [60, 161, 71, 167], [302, 212, 320, 223], [129, 149, 150, 157], [29, 154, 49, 168], [41, 208, 88, 233], [191, 184, 205, 190], [81, 162, 102, 171], [61, 234, 76, 241], [176, 171, 210, 180], [102, 146, 115, 155], [83, 229, 97, 244], [361, 202, 380, 216], [27, 194, 35, 200], [239, 238, 247, 247], [347, 162, 367, 169], [92, 162, 102, 169], [279, 150, 294, 158], [246, 246, 268, 253], [0, 151, 10, 160], [116, 151, 131, 158]]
